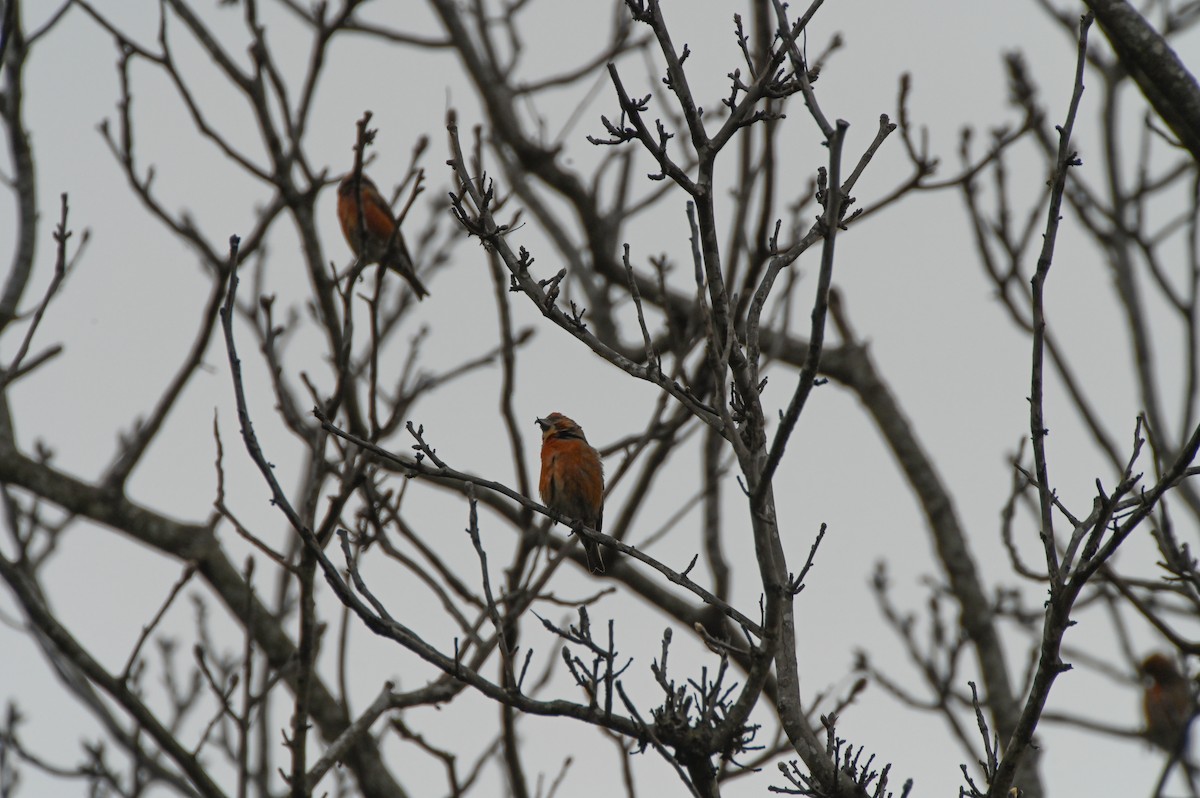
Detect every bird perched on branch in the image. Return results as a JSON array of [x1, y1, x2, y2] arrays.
[[537, 412, 605, 574], [336, 173, 429, 299], [1142, 652, 1195, 755]]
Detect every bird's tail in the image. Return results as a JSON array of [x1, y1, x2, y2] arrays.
[[582, 536, 605, 574], [384, 249, 429, 299]]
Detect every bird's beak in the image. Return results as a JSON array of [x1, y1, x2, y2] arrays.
[[535, 417, 549, 430]]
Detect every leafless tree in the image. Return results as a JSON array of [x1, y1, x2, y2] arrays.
[[1, 1, 1199, 797]]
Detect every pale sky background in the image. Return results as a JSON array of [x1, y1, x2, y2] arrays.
[[1, 1, 1198, 796]]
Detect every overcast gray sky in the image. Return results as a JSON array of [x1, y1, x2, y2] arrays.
[[2, 1, 1198, 796]]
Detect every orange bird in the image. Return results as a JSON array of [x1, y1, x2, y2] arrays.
[[1142, 653, 1194, 754], [537, 413, 605, 574], [336, 173, 429, 299]]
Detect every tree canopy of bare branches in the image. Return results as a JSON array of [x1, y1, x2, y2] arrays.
[[2, 1, 1200, 797]]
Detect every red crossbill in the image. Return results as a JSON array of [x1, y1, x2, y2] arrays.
[[1142, 652, 1194, 755], [537, 412, 605, 574], [336, 173, 428, 299]]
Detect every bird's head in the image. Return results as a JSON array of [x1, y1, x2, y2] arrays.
[[536, 412, 586, 443], [1141, 653, 1185, 686], [338, 172, 378, 197]]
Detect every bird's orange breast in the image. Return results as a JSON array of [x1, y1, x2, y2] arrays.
[[539, 438, 603, 528], [337, 186, 397, 263]]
